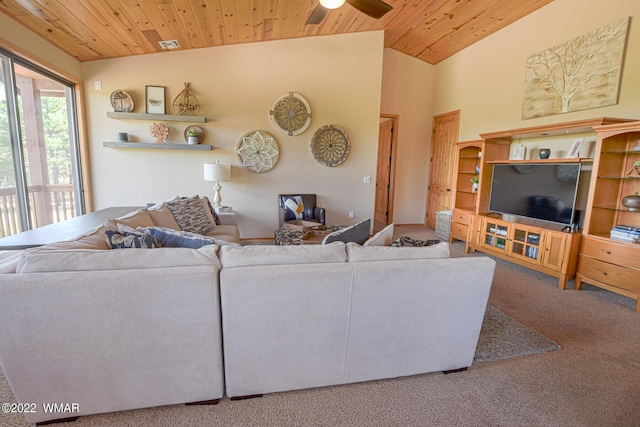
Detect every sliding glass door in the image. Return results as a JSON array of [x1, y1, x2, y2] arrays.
[[0, 50, 84, 238]]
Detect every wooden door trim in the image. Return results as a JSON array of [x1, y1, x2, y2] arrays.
[[380, 114, 399, 224]]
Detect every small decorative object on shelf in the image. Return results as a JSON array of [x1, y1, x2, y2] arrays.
[[621, 193, 640, 212], [269, 92, 312, 136], [539, 148, 551, 159], [146, 85, 166, 114], [511, 143, 526, 160], [149, 123, 169, 144], [237, 130, 280, 173], [185, 126, 203, 144], [173, 82, 200, 116], [634, 140, 640, 151], [310, 124, 351, 167], [110, 90, 134, 112], [470, 175, 479, 193], [634, 161, 640, 175], [117, 132, 128, 142]]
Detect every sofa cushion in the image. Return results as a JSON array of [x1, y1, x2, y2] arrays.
[[390, 236, 442, 247], [284, 196, 305, 220], [35, 223, 117, 251], [220, 241, 346, 268], [200, 196, 221, 225], [363, 223, 394, 246], [105, 230, 161, 249], [346, 241, 450, 262], [145, 226, 214, 249], [166, 195, 214, 234], [203, 224, 240, 243], [146, 203, 181, 230], [322, 219, 371, 245], [16, 244, 220, 273], [104, 208, 155, 231]]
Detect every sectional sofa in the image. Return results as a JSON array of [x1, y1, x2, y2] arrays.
[[0, 202, 496, 424]]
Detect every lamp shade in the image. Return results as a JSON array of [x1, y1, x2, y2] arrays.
[[204, 162, 231, 182]]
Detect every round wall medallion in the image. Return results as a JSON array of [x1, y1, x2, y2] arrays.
[[237, 130, 280, 174], [310, 124, 351, 167], [110, 90, 134, 112], [269, 92, 312, 136]]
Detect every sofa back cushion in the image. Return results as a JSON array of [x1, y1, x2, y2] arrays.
[[346, 241, 450, 262], [16, 244, 220, 273], [322, 219, 371, 245], [220, 241, 346, 268]]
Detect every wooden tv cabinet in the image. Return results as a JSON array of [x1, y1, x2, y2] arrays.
[[466, 214, 581, 289]]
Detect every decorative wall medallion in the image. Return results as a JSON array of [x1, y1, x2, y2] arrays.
[[184, 125, 204, 144], [310, 124, 350, 167], [237, 130, 280, 173], [149, 123, 169, 144], [269, 92, 312, 136], [173, 82, 200, 116], [110, 90, 134, 112]]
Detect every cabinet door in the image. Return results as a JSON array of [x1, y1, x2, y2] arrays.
[[467, 214, 482, 247], [541, 231, 567, 272], [480, 219, 508, 253], [508, 225, 543, 265]]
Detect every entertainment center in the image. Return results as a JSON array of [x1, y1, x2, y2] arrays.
[[450, 117, 640, 312]]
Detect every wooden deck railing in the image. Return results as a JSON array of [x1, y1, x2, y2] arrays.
[[0, 184, 76, 238]]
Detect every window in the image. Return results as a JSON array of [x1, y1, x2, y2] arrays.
[[0, 49, 84, 237]]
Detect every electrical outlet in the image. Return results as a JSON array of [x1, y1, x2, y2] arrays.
[[363, 176, 371, 184], [348, 211, 355, 218]]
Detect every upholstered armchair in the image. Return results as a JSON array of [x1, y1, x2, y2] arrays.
[[278, 194, 326, 227]]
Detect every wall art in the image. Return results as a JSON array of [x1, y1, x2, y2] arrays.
[[522, 17, 629, 120], [237, 130, 280, 173], [146, 85, 166, 114], [269, 92, 312, 136], [310, 124, 350, 167], [173, 82, 199, 116]]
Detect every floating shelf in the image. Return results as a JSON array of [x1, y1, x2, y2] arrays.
[[107, 112, 206, 123], [103, 141, 212, 151]]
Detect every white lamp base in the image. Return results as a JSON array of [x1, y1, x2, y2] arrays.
[[212, 181, 223, 208]]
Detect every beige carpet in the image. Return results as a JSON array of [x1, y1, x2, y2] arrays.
[[2, 225, 640, 426]]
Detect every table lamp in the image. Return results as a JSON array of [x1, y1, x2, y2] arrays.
[[204, 161, 231, 208]]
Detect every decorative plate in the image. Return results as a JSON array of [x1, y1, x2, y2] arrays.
[[184, 125, 205, 144], [269, 92, 312, 136], [110, 90, 134, 113], [237, 130, 280, 174], [310, 125, 351, 167]]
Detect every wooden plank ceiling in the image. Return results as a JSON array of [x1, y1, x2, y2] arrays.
[[0, 0, 553, 64]]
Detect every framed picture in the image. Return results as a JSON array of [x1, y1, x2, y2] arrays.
[[145, 85, 166, 114], [511, 144, 526, 160], [566, 138, 583, 158]]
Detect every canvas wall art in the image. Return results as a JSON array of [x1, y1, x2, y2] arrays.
[[522, 17, 629, 120]]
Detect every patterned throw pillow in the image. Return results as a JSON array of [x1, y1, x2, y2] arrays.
[[284, 196, 305, 220], [390, 236, 441, 247], [145, 226, 214, 249], [105, 230, 161, 249], [166, 196, 215, 234], [201, 196, 221, 225]]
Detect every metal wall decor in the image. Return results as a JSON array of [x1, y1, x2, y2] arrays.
[[173, 82, 200, 116], [237, 130, 280, 173], [310, 124, 351, 167], [269, 92, 312, 136]]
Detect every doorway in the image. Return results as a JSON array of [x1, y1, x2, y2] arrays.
[[374, 115, 398, 233], [425, 110, 459, 229]]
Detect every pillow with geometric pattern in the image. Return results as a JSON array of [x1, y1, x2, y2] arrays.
[[166, 195, 214, 234], [284, 196, 305, 221], [105, 230, 161, 249]]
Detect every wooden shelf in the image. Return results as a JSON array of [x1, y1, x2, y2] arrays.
[[103, 141, 212, 151], [107, 112, 206, 123]]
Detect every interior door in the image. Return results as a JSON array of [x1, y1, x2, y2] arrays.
[[375, 117, 394, 227], [425, 111, 459, 228]]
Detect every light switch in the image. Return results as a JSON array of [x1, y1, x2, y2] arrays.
[[94, 80, 102, 91], [363, 176, 371, 184]]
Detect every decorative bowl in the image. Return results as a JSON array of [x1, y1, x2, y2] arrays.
[[621, 194, 640, 211], [539, 148, 551, 159]]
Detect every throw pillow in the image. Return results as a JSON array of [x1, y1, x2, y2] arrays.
[[105, 230, 161, 249], [200, 196, 221, 225], [284, 196, 305, 220], [390, 236, 441, 247], [363, 223, 394, 246], [145, 226, 214, 249], [322, 219, 371, 245], [166, 195, 215, 234]]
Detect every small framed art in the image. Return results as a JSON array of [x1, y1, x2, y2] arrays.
[[145, 85, 166, 114], [566, 138, 583, 158], [511, 144, 526, 160]]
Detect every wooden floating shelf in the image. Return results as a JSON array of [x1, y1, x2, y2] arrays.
[[107, 112, 206, 123], [103, 141, 212, 151]]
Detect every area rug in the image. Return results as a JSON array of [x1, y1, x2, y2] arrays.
[[473, 305, 560, 364]]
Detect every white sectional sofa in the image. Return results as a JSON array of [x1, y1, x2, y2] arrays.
[[0, 204, 496, 424]]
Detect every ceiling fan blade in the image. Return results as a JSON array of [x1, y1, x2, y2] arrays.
[[346, 0, 393, 19], [306, 5, 328, 25]]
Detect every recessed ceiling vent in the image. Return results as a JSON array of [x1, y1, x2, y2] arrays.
[[159, 40, 180, 50]]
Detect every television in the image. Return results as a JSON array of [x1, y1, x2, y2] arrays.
[[488, 163, 582, 227]]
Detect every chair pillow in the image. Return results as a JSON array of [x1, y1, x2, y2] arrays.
[[145, 226, 214, 249], [284, 196, 305, 220], [105, 230, 161, 249], [166, 195, 215, 234], [363, 223, 394, 246]]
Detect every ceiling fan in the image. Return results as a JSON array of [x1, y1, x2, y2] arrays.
[[306, 0, 393, 25]]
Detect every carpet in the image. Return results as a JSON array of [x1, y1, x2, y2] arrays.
[[474, 305, 560, 363]]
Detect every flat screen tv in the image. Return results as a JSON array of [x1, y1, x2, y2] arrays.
[[488, 163, 582, 226]]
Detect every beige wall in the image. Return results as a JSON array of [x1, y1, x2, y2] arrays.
[[380, 49, 435, 224], [432, 0, 640, 141], [82, 31, 384, 238]]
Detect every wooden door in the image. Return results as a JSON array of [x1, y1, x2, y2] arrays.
[[425, 111, 459, 228], [375, 118, 394, 226]]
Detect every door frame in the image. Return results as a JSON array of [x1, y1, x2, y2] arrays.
[[377, 114, 399, 226]]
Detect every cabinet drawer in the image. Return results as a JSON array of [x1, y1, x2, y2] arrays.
[[451, 223, 469, 241], [577, 256, 640, 293], [451, 209, 472, 226], [580, 236, 640, 270]]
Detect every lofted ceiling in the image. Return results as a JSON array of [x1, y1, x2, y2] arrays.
[[0, 0, 553, 64]]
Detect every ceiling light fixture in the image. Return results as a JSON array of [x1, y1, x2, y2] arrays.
[[319, 0, 345, 9], [158, 40, 180, 50]]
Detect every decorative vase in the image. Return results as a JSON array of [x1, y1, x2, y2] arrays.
[[472, 183, 479, 193], [539, 148, 551, 159], [188, 136, 199, 145], [622, 193, 640, 211]]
